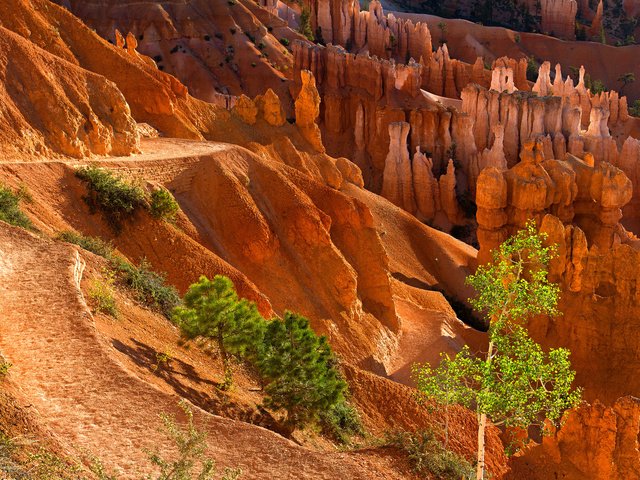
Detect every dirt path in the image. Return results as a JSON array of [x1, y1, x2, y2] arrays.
[[0, 225, 402, 479]]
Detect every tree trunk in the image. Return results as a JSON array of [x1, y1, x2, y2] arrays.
[[476, 339, 494, 480], [476, 412, 487, 480], [217, 334, 232, 390]]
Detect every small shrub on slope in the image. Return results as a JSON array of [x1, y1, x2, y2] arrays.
[[319, 399, 364, 444], [387, 430, 474, 480], [150, 188, 179, 222], [112, 258, 181, 318], [58, 231, 180, 318], [89, 269, 118, 318], [57, 231, 115, 259], [90, 401, 242, 480], [0, 184, 33, 230], [75, 166, 146, 232]]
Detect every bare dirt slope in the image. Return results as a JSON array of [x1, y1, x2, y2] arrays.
[[0, 224, 416, 479]]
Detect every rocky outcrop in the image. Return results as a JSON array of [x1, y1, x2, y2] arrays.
[[256, 88, 286, 127], [53, 0, 299, 102], [476, 141, 630, 261], [233, 95, 258, 125], [509, 396, 640, 479], [540, 0, 578, 39], [292, 40, 488, 191], [295, 70, 325, 153], [475, 139, 640, 403], [0, 25, 139, 159]]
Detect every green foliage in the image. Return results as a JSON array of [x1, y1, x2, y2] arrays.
[[89, 269, 119, 318], [173, 276, 265, 389], [257, 312, 347, 431], [299, 7, 314, 41], [465, 221, 560, 322], [0, 183, 34, 230], [0, 357, 12, 378], [57, 231, 180, 318], [27, 449, 83, 479], [76, 166, 146, 232], [173, 276, 351, 434], [89, 401, 242, 480], [319, 400, 364, 444], [57, 231, 115, 259], [618, 72, 635, 92], [526, 56, 539, 82], [113, 258, 181, 318], [146, 401, 242, 480], [415, 326, 580, 430], [150, 188, 180, 222], [630, 99, 640, 117], [413, 221, 582, 478], [279, 38, 290, 47], [386, 430, 473, 480]]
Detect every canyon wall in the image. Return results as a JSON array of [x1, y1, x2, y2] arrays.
[[53, 0, 301, 102], [475, 138, 640, 404]]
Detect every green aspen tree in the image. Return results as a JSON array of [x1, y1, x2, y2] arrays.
[[414, 221, 582, 480]]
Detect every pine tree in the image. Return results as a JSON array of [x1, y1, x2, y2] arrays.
[[257, 312, 347, 434], [413, 221, 582, 480], [172, 275, 265, 389]]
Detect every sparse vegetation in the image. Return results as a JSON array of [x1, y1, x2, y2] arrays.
[[0, 356, 11, 378], [90, 401, 242, 479], [414, 221, 582, 480], [526, 56, 539, 82], [57, 231, 114, 258], [150, 188, 180, 222], [0, 183, 34, 230], [279, 38, 290, 47], [319, 400, 364, 444], [146, 401, 242, 480], [75, 166, 146, 232], [618, 72, 635, 94], [113, 258, 181, 318], [386, 430, 474, 480], [58, 231, 180, 317], [89, 269, 119, 318]]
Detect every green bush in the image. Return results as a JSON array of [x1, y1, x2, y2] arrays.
[[113, 258, 181, 318], [89, 269, 119, 318], [319, 400, 364, 444], [76, 166, 146, 232], [387, 430, 474, 480], [279, 38, 290, 47], [57, 231, 115, 259], [173, 276, 352, 436], [0, 184, 34, 230], [299, 7, 314, 41], [150, 188, 180, 222], [0, 356, 11, 378], [526, 56, 539, 82]]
